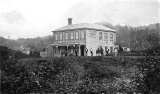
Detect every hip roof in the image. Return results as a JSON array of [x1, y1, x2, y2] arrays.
[[53, 23, 116, 32]]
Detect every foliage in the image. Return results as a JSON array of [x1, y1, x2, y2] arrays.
[[0, 46, 41, 61], [1, 56, 160, 93], [0, 35, 54, 52], [119, 51, 143, 56], [146, 33, 160, 47], [113, 23, 160, 51], [136, 57, 160, 93], [0, 46, 10, 61], [118, 45, 124, 53]]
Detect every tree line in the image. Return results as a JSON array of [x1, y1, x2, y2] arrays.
[[0, 23, 159, 52], [0, 35, 54, 52]]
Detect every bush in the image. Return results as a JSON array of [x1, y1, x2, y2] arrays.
[[1, 56, 160, 93], [119, 51, 143, 56], [142, 46, 160, 56], [0, 46, 10, 61], [136, 57, 160, 93]]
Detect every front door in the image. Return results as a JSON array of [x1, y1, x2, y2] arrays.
[[81, 45, 85, 56]]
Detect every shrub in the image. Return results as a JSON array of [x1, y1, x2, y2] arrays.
[[0, 46, 10, 61], [136, 57, 160, 93], [1, 56, 160, 93]]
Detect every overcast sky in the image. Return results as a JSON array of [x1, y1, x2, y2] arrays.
[[0, 0, 159, 39]]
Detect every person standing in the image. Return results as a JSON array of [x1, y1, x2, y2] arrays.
[[75, 48, 78, 56], [101, 47, 104, 56], [107, 49, 110, 54], [75, 45, 79, 56], [105, 48, 109, 55], [85, 48, 88, 56], [90, 48, 93, 56], [114, 48, 118, 57]]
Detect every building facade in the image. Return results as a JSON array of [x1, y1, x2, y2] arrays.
[[50, 18, 116, 56]]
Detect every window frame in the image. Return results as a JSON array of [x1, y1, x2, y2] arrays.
[[59, 33, 63, 41], [104, 32, 108, 41], [70, 32, 74, 40], [81, 30, 85, 39], [110, 33, 113, 42], [65, 32, 68, 41], [75, 31, 79, 40], [99, 32, 103, 41], [55, 33, 58, 41]]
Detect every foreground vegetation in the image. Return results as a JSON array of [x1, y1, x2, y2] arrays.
[[1, 56, 160, 94]]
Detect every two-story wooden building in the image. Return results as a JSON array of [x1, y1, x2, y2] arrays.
[[50, 18, 116, 56]]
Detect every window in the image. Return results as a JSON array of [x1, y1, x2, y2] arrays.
[[105, 32, 108, 41], [81, 30, 85, 39], [110, 33, 113, 41], [55, 33, 58, 41], [75, 31, 79, 40], [60, 33, 63, 41], [70, 32, 74, 40], [65, 32, 68, 40], [99, 32, 103, 41]]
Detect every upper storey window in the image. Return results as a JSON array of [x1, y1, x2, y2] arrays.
[[70, 32, 74, 40], [55, 33, 58, 41], [99, 32, 103, 41], [60, 33, 63, 41], [110, 33, 113, 41], [81, 30, 85, 39], [75, 31, 79, 40], [104, 32, 108, 41], [65, 32, 68, 40]]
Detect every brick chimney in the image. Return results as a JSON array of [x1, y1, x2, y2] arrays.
[[68, 18, 72, 25]]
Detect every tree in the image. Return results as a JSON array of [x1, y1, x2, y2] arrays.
[[26, 45, 37, 51], [156, 23, 160, 33], [0, 37, 6, 46], [146, 33, 160, 48], [156, 23, 160, 44]]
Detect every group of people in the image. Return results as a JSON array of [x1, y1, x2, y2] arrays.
[[85, 47, 119, 57], [85, 47, 107, 56], [85, 48, 93, 56], [61, 46, 120, 57]]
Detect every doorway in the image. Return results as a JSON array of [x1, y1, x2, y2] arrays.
[[81, 45, 85, 56]]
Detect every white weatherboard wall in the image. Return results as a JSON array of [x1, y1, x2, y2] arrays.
[[85, 29, 115, 56], [86, 29, 98, 56]]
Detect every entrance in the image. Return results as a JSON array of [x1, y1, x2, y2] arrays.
[[81, 45, 85, 56]]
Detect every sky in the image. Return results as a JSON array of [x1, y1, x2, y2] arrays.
[[0, 0, 159, 39]]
